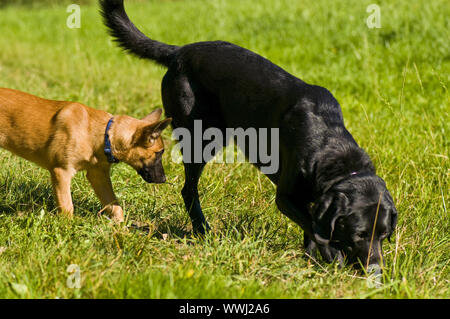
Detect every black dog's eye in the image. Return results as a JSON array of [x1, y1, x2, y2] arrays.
[[380, 232, 390, 239], [356, 231, 370, 239]]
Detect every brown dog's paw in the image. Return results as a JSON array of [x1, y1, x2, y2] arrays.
[[58, 208, 74, 219], [97, 204, 124, 223]]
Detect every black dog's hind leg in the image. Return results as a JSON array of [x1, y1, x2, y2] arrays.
[[161, 71, 219, 235], [182, 162, 210, 235]]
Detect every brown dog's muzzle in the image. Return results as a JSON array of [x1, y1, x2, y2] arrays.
[[138, 161, 166, 184]]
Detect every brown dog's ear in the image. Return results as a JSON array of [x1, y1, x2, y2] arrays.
[[142, 108, 163, 123], [133, 118, 172, 146], [312, 192, 348, 246], [150, 117, 172, 139]]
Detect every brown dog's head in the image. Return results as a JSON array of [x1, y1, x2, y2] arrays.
[[110, 109, 172, 183]]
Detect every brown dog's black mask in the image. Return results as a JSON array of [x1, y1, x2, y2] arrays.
[[138, 150, 166, 183], [312, 175, 397, 269]]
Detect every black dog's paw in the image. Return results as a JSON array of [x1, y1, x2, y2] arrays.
[[304, 235, 319, 259], [192, 221, 211, 238], [318, 244, 345, 267], [304, 234, 345, 266]]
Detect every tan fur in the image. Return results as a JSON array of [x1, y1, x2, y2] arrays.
[[0, 88, 171, 222]]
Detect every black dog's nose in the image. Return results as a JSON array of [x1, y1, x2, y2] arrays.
[[367, 264, 382, 275], [366, 264, 382, 288]]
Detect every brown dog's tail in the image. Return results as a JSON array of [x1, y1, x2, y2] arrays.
[[99, 0, 179, 67]]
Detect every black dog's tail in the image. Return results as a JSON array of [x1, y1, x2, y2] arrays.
[[99, 0, 179, 67]]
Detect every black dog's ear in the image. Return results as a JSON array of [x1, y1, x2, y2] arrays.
[[383, 191, 398, 243], [312, 192, 349, 245], [388, 206, 398, 243]]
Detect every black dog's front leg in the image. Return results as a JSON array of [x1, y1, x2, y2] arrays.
[[275, 193, 315, 239], [304, 234, 343, 265], [275, 154, 343, 265], [275, 156, 316, 240], [276, 191, 342, 265]]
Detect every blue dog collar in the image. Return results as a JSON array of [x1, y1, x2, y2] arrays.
[[104, 118, 119, 163]]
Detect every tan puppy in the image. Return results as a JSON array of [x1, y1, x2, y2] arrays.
[[0, 88, 171, 222]]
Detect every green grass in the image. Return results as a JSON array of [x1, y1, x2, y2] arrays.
[[0, 0, 448, 298]]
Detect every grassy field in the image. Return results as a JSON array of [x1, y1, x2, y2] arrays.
[[0, 0, 448, 298]]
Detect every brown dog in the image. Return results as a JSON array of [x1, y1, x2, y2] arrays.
[[0, 88, 171, 222]]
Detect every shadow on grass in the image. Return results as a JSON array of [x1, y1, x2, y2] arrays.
[[129, 219, 191, 240], [0, 179, 101, 218], [0, 180, 53, 215]]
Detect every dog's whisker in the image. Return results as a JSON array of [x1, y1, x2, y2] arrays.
[[367, 192, 383, 270]]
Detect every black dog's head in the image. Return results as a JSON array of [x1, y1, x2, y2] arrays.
[[312, 175, 397, 270]]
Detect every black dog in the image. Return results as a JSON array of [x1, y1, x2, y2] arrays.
[[100, 0, 397, 270]]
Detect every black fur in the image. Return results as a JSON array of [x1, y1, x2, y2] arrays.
[[99, 0, 178, 66], [100, 0, 398, 269]]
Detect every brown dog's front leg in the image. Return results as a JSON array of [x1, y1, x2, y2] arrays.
[[51, 167, 75, 218], [86, 166, 124, 223]]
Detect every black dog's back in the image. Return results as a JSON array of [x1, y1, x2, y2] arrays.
[[100, 0, 341, 130], [175, 40, 306, 128]]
